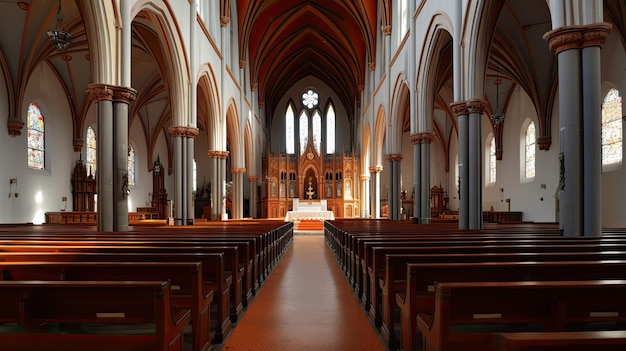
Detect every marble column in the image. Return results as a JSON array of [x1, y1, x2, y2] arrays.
[[232, 168, 246, 219], [112, 87, 136, 231], [544, 23, 611, 236], [467, 100, 484, 230], [450, 101, 469, 229], [87, 84, 114, 231], [360, 175, 370, 218], [369, 166, 382, 219], [385, 154, 403, 220], [248, 176, 258, 218]]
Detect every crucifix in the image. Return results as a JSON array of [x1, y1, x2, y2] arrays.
[[306, 180, 315, 200]]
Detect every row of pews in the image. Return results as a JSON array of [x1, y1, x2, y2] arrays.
[[325, 219, 626, 351], [0, 220, 293, 351]]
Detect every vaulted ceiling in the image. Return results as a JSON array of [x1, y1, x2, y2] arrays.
[[237, 0, 379, 123]]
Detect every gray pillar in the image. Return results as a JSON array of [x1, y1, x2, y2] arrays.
[[97, 98, 114, 232], [582, 45, 602, 237], [558, 49, 583, 236], [468, 101, 483, 230], [392, 159, 401, 220], [361, 176, 370, 217], [248, 177, 257, 218], [173, 135, 184, 225], [413, 143, 421, 223], [209, 153, 220, 220], [186, 137, 195, 225], [420, 143, 431, 224], [371, 168, 381, 219], [457, 110, 469, 230], [113, 100, 129, 231]]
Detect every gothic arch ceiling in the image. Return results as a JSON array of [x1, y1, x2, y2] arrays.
[[237, 0, 378, 125]]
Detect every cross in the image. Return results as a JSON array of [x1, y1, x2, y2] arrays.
[[306, 181, 314, 200]]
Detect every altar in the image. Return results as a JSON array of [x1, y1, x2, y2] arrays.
[[284, 198, 335, 222]]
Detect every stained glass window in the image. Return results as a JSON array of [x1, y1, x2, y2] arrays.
[[301, 89, 319, 109], [86, 126, 97, 177], [525, 121, 536, 179], [489, 136, 496, 184], [299, 111, 308, 155], [27, 103, 45, 170], [127, 144, 136, 187], [326, 104, 335, 154], [602, 88, 623, 166], [312, 110, 321, 154], [286, 104, 295, 154]]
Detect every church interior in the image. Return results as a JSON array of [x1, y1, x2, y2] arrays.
[[0, 0, 626, 350]]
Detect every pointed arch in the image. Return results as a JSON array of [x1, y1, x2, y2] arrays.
[[362, 123, 372, 176], [225, 100, 242, 168], [197, 66, 221, 149], [244, 119, 254, 174]]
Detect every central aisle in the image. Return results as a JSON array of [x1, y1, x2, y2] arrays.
[[221, 235, 386, 351]]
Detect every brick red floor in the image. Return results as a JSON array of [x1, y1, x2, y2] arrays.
[[219, 235, 386, 351]]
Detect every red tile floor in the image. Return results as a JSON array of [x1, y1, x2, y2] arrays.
[[217, 234, 387, 351]]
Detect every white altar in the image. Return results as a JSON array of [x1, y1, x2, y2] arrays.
[[285, 198, 335, 221]]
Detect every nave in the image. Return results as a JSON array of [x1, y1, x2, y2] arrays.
[[220, 234, 386, 351]]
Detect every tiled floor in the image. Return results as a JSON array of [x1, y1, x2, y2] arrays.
[[218, 234, 387, 351]]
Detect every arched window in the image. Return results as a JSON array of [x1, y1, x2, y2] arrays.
[[525, 121, 536, 179], [127, 144, 136, 187], [602, 88, 623, 167], [27, 103, 45, 170], [299, 111, 308, 155], [489, 136, 496, 184], [286, 104, 295, 154], [326, 103, 336, 154], [312, 110, 321, 154], [86, 126, 97, 177]]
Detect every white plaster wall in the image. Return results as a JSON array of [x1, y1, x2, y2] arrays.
[[0, 63, 74, 224], [127, 120, 152, 211]]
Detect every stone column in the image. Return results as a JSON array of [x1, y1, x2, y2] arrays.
[[450, 101, 469, 229], [544, 23, 611, 236], [112, 86, 137, 231], [232, 168, 246, 219], [411, 135, 422, 223], [360, 175, 370, 217], [411, 132, 434, 224], [248, 176, 258, 218], [87, 84, 114, 231], [369, 166, 382, 219], [170, 126, 199, 225], [467, 100, 484, 230], [385, 154, 403, 220], [208, 150, 229, 220]]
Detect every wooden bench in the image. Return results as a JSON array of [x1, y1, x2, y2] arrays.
[[419, 280, 626, 351], [0, 251, 232, 344], [0, 280, 191, 351], [493, 330, 626, 350], [1, 261, 214, 351], [396, 260, 626, 351]]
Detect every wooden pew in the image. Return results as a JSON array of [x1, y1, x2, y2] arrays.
[[418, 280, 626, 351], [493, 330, 626, 350], [0, 280, 191, 351], [396, 260, 626, 351], [0, 251, 233, 344], [1, 261, 214, 351], [0, 243, 245, 324]]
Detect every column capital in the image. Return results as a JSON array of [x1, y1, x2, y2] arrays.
[[112, 86, 137, 103], [385, 153, 404, 162], [368, 62, 376, 72], [410, 132, 435, 144], [543, 22, 612, 55], [231, 168, 246, 174], [381, 25, 392, 35], [251, 83, 258, 92], [248, 176, 259, 182], [220, 16, 230, 27], [466, 99, 486, 114], [537, 135, 552, 151], [449, 100, 469, 116], [369, 166, 383, 173], [86, 83, 114, 102], [208, 150, 229, 159], [73, 138, 84, 152], [360, 175, 370, 181], [7, 117, 24, 136], [239, 60, 246, 69], [169, 126, 199, 138]]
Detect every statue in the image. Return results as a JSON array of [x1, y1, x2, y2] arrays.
[[306, 180, 315, 200]]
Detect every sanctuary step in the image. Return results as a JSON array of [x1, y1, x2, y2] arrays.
[[295, 220, 324, 232]]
